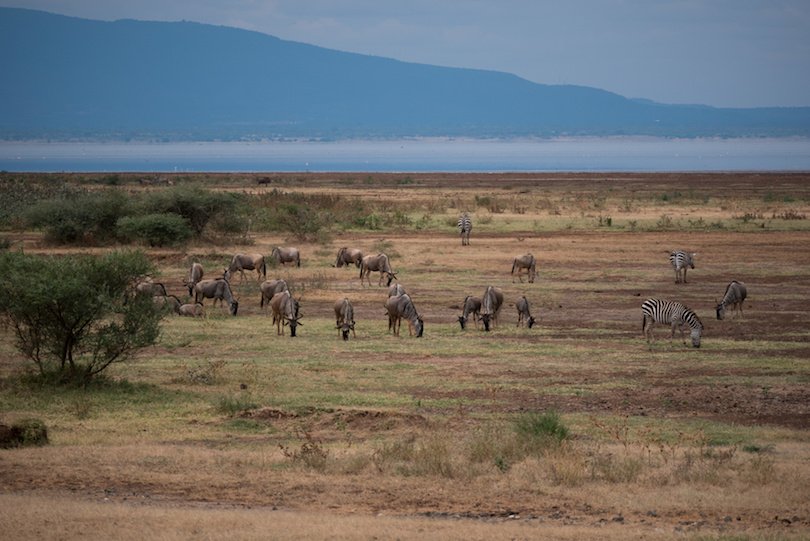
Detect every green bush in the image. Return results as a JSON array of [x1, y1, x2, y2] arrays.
[[24, 190, 131, 244], [116, 213, 192, 247], [0, 251, 164, 385], [0, 418, 49, 448], [141, 186, 245, 236], [514, 411, 570, 447]]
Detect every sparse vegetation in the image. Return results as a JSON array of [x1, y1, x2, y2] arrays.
[[1, 172, 809, 538]]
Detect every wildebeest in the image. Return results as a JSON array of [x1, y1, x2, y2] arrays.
[[225, 253, 266, 283], [185, 262, 204, 296], [259, 279, 289, 310], [480, 286, 505, 331], [334, 297, 356, 340], [334, 247, 364, 268], [194, 278, 238, 315], [716, 280, 747, 320], [136, 280, 168, 297], [269, 289, 302, 337], [385, 293, 424, 337], [387, 283, 407, 298], [360, 253, 396, 287], [156, 294, 205, 317], [516, 296, 536, 328], [511, 253, 537, 283], [457, 295, 482, 330], [270, 246, 301, 267]]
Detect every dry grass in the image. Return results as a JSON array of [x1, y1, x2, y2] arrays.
[[2, 172, 810, 539]]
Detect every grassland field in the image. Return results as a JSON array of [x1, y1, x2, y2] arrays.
[[1, 171, 810, 540]]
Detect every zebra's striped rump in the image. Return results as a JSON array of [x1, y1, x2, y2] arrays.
[[642, 298, 703, 347], [669, 250, 696, 284], [458, 213, 472, 246]]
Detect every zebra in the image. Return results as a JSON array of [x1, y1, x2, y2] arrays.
[[669, 250, 696, 284], [641, 298, 703, 348], [457, 213, 472, 246], [716, 280, 747, 320]]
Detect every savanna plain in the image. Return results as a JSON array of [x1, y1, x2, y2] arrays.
[[2, 172, 810, 540]]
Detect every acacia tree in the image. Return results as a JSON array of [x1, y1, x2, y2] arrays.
[[0, 251, 164, 385]]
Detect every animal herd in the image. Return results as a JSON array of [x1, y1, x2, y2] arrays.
[[136, 218, 748, 349]]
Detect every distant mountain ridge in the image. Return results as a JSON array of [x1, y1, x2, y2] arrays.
[[1, 7, 809, 140]]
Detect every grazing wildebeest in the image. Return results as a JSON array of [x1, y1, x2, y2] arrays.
[[387, 283, 406, 298], [225, 253, 266, 283], [480, 286, 504, 332], [385, 293, 424, 337], [270, 246, 301, 267], [173, 298, 205, 317], [259, 279, 289, 311], [334, 247, 364, 268], [136, 280, 168, 297], [642, 298, 703, 348], [360, 253, 396, 287], [269, 290, 302, 337], [334, 297, 356, 340], [669, 250, 696, 284], [194, 278, 238, 315], [511, 253, 537, 283], [716, 280, 747, 320], [516, 296, 536, 328], [186, 262, 204, 296], [457, 295, 482, 330]]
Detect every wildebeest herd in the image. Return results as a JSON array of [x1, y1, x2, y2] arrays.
[[138, 214, 747, 347]]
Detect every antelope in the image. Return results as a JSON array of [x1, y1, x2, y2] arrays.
[[511, 253, 537, 283], [360, 253, 396, 287], [716, 280, 747, 320], [334, 297, 356, 340], [136, 280, 167, 297], [480, 286, 504, 331], [387, 283, 406, 298], [185, 262, 204, 296], [269, 289, 302, 337], [270, 246, 301, 267], [516, 296, 536, 328], [385, 293, 424, 337], [194, 278, 238, 315], [334, 247, 364, 268], [225, 253, 266, 283], [458, 295, 482, 330], [259, 279, 289, 311]]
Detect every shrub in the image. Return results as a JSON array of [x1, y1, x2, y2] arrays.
[[116, 213, 192, 246], [141, 186, 245, 236], [0, 418, 49, 448], [514, 411, 570, 448], [24, 190, 131, 244], [0, 251, 164, 385]]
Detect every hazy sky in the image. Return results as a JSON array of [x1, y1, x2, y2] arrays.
[[4, 0, 809, 108]]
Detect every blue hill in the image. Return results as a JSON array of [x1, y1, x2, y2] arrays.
[[1, 7, 809, 140]]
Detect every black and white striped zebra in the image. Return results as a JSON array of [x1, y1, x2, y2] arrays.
[[669, 250, 696, 284], [642, 298, 703, 348], [716, 280, 747, 320], [457, 213, 472, 246]]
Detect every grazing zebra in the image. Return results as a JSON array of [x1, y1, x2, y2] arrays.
[[669, 250, 696, 284], [716, 280, 747, 320], [641, 298, 703, 348], [457, 213, 472, 246]]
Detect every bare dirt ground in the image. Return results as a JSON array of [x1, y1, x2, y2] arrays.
[[2, 172, 810, 539]]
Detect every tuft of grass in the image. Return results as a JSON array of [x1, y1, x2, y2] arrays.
[[216, 394, 258, 416], [514, 411, 570, 447]]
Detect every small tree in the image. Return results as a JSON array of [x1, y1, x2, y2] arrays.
[[0, 251, 164, 385]]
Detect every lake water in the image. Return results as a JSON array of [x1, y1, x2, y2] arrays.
[[1, 137, 809, 172]]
